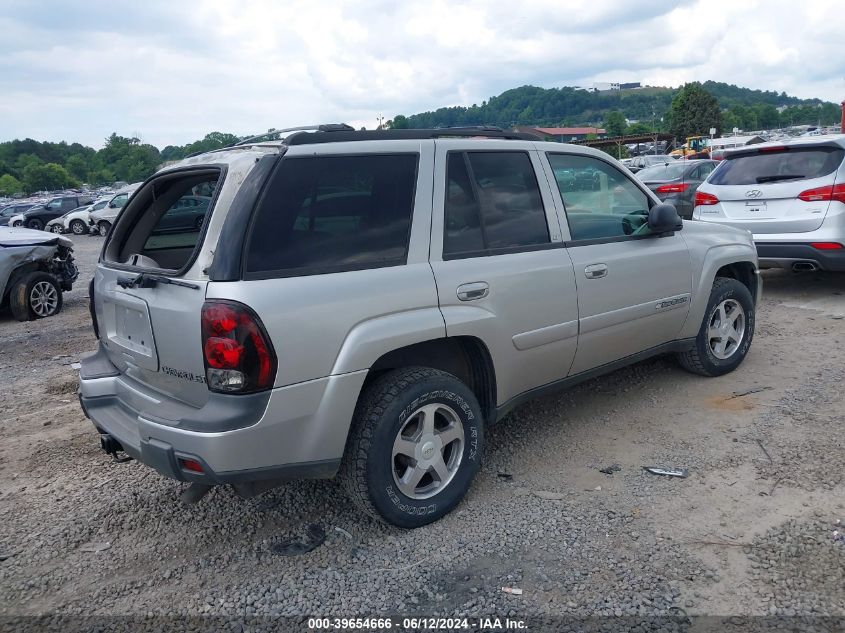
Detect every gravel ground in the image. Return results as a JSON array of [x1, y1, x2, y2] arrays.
[[0, 233, 843, 629]]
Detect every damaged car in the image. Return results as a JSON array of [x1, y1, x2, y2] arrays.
[[0, 227, 78, 320]]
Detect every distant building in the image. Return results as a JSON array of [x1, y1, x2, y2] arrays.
[[516, 126, 607, 142], [574, 81, 641, 92]]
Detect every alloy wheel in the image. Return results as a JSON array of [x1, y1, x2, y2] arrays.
[[30, 281, 59, 317], [708, 299, 746, 360], [391, 403, 464, 500]]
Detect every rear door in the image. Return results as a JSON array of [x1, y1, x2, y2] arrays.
[[702, 144, 845, 233], [542, 151, 692, 375], [430, 142, 580, 405], [94, 168, 223, 408]]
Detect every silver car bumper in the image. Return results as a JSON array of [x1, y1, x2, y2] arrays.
[[78, 344, 367, 484]]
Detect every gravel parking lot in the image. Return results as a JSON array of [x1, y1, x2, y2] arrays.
[[1, 233, 843, 626]]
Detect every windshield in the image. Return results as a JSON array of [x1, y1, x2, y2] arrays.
[[636, 163, 688, 181], [709, 146, 844, 186]]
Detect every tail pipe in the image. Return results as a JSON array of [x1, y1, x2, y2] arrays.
[[792, 261, 818, 272]]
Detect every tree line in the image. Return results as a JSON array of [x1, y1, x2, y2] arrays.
[[0, 132, 240, 196]]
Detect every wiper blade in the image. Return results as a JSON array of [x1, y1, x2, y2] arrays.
[[756, 174, 805, 183], [116, 273, 199, 290]]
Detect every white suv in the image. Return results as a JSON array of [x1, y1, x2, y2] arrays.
[[693, 136, 845, 272]]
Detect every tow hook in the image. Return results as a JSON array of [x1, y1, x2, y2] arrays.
[[100, 433, 132, 463]]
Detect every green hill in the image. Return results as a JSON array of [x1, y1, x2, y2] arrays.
[[395, 81, 841, 132]]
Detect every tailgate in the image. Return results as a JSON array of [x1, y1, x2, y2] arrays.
[[704, 144, 843, 234], [94, 267, 210, 407], [712, 179, 831, 233]]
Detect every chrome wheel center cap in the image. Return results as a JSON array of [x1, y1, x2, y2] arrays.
[[420, 441, 436, 460]]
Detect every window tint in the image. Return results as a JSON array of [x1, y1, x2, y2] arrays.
[[709, 147, 845, 186], [443, 152, 549, 256], [143, 181, 216, 252], [246, 154, 418, 275], [548, 153, 651, 241], [111, 194, 128, 208]]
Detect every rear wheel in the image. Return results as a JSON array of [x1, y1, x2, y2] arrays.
[[340, 367, 484, 528], [10, 272, 63, 321], [98, 221, 111, 237], [26, 218, 44, 231], [677, 277, 754, 376], [70, 219, 86, 235]]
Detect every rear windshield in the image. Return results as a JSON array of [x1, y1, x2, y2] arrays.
[[709, 146, 845, 186], [246, 154, 418, 277], [105, 168, 221, 272], [636, 163, 688, 181]]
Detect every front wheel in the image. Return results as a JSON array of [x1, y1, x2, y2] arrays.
[[27, 218, 44, 231], [98, 221, 111, 237], [677, 277, 755, 377], [49, 223, 63, 234], [69, 219, 87, 235], [10, 272, 64, 321], [340, 367, 484, 528]]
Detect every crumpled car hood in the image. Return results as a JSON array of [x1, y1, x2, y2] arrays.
[[0, 226, 73, 249]]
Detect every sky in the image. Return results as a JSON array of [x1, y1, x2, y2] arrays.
[[1, 0, 843, 149]]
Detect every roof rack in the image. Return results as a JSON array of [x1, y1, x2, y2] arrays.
[[283, 126, 537, 146], [232, 123, 356, 147]]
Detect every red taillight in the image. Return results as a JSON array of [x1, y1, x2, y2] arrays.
[[694, 191, 720, 206], [810, 242, 843, 250], [656, 182, 691, 194], [798, 184, 845, 204], [758, 146, 787, 153], [178, 458, 204, 473], [203, 304, 238, 336], [204, 337, 243, 368], [201, 301, 277, 393]]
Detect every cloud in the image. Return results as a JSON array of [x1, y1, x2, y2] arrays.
[[0, 0, 842, 148]]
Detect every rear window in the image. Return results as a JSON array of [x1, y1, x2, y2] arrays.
[[246, 154, 418, 276], [443, 151, 550, 256], [105, 168, 221, 272], [636, 163, 688, 181], [709, 146, 845, 186]]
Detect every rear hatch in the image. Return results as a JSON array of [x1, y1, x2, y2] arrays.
[[93, 167, 222, 408], [701, 144, 844, 234]]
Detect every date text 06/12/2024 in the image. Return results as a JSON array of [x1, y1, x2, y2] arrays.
[[307, 617, 527, 630]]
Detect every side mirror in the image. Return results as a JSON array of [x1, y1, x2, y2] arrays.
[[648, 203, 683, 234]]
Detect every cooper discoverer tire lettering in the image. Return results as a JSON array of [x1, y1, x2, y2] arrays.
[[339, 367, 484, 528]]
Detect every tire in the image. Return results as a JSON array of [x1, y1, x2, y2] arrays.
[[70, 219, 86, 235], [98, 221, 111, 237], [677, 277, 755, 377], [26, 218, 44, 231], [10, 272, 63, 321], [12, 220, 22, 227], [339, 367, 484, 528], [49, 223, 63, 234]]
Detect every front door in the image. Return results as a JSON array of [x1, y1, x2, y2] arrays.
[[542, 151, 693, 375], [429, 141, 580, 406]]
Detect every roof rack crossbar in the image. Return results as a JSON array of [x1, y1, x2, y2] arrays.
[[232, 123, 355, 147]]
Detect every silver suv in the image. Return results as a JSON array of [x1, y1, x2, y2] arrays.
[[693, 136, 845, 271], [78, 126, 761, 527]]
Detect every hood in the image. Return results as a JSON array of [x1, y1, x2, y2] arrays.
[[0, 226, 73, 248]]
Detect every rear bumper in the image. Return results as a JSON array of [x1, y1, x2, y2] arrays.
[[78, 343, 366, 484], [756, 243, 845, 272]]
